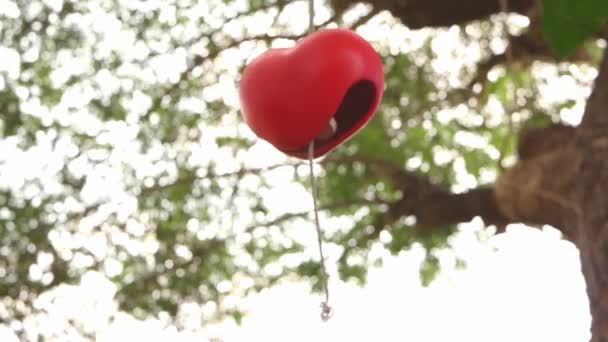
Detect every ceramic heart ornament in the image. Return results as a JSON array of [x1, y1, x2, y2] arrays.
[[239, 28, 384, 159]]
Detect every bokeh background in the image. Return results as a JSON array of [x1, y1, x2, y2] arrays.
[[0, 0, 602, 340]]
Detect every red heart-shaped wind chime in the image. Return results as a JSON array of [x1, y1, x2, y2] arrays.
[[238, 0, 384, 322], [239, 28, 384, 158]]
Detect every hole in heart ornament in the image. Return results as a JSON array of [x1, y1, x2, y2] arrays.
[[239, 28, 384, 159]]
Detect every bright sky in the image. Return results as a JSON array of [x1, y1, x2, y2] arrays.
[[220, 225, 591, 342], [0, 0, 596, 341], [0, 224, 591, 341]]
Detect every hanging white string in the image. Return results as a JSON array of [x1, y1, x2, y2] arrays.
[[306, 0, 331, 322], [308, 141, 332, 321], [308, 0, 315, 34]]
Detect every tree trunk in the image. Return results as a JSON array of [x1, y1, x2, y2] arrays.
[[493, 40, 608, 342], [574, 47, 608, 340], [574, 148, 608, 341]]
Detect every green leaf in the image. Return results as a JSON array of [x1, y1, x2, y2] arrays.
[[542, 0, 608, 58], [419, 253, 440, 287]]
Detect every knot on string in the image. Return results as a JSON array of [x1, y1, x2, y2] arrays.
[[320, 301, 333, 322]]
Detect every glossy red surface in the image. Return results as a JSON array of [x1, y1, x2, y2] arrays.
[[239, 29, 384, 159]]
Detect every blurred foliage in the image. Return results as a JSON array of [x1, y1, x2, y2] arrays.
[[0, 0, 599, 338]]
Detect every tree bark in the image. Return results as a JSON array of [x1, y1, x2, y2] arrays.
[[573, 48, 608, 342]]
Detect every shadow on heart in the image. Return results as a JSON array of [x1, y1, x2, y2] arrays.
[[289, 80, 376, 154]]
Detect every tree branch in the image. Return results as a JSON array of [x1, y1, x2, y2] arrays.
[[332, 0, 534, 29], [580, 47, 608, 138], [325, 155, 513, 240], [345, 187, 511, 253], [390, 187, 510, 228], [349, 7, 381, 30]]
